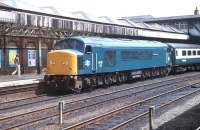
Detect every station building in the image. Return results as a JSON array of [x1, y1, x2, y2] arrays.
[[0, 1, 189, 75]]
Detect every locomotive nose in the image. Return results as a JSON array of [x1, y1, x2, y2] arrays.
[[47, 50, 77, 75]]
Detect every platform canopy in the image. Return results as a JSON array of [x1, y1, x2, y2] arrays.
[[0, 0, 189, 41]]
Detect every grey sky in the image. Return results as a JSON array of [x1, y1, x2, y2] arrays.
[[14, 0, 200, 18]]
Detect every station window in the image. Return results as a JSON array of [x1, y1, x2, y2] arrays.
[[187, 50, 191, 56], [198, 50, 200, 55], [182, 50, 186, 56], [193, 50, 197, 56], [27, 15, 32, 26]]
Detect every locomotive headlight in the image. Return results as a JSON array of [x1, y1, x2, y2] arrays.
[[62, 61, 69, 65], [50, 60, 55, 65]]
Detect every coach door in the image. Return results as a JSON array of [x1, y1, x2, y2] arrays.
[[166, 47, 173, 66]]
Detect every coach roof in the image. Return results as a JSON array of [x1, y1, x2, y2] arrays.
[[167, 43, 200, 49]]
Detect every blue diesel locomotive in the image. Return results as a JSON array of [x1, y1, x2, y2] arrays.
[[45, 36, 200, 92]]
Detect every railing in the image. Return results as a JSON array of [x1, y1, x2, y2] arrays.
[[0, 18, 15, 23]]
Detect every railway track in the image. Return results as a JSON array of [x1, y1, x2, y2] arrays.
[[108, 86, 200, 130], [1, 72, 200, 130], [1, 72, 199, 110], [62, 80, 200, 130]]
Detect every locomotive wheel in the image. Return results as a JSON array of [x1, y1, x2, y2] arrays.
[[104, 75, 111, 87], [74, 79, 83, 94], [165, 67, 171, 76], [90, 78, 97, 90], [117, 73, 123, 83], [151, 69, 155, 77], [160, 68, 165, 77], [162, 67, 170, 76], [73, 84, 82, 94], [124, 74, 128, 81], [144, 70, 151, 79], [196, 66, 200, 71], [112, 74, 117, 84], [155, 69, 160, 77], [152, 69, 158, 77], [141, 71, 146, 80], [120, 73, 125, 82], [97, 76, 104, 86]]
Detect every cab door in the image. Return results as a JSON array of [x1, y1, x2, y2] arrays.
[[83, 45, 93, 74], [92, 46, 103, 73]]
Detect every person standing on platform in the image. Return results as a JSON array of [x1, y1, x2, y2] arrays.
[[12, 53, 21, 77]]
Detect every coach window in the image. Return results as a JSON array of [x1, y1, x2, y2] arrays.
[[182, 50, 186, 56], [193, 50, 196, 56], [198, 50, 200, 55], [187, 50, 191, 56], [176, 51, 178, 56]]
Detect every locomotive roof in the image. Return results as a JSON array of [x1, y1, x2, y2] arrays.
[[167, 43, 200, 49], [65, 36, 168, 48]]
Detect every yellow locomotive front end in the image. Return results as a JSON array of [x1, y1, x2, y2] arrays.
[[44, 37, 84, 93], [44, 50, 80, 92], [47, 50, 77, 75]]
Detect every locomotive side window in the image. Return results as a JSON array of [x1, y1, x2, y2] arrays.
[[176, 51, 178, 56], [54, 39, 84, 52], [85, 45, 92, 54], [198, 50, 200, 55], [104, 50, 116, 67], [187, 50, 191, 56], [193, 50, 196, 56], [121, 50, 152, 60], [182, 50, 186, 56]]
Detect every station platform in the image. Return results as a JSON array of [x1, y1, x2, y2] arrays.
[[0, 74, 44, 88], [156, 103, 200, 130]]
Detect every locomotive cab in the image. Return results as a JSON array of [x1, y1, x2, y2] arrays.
[[45, 38, 85, 92], [47, 38, 85, 75]]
